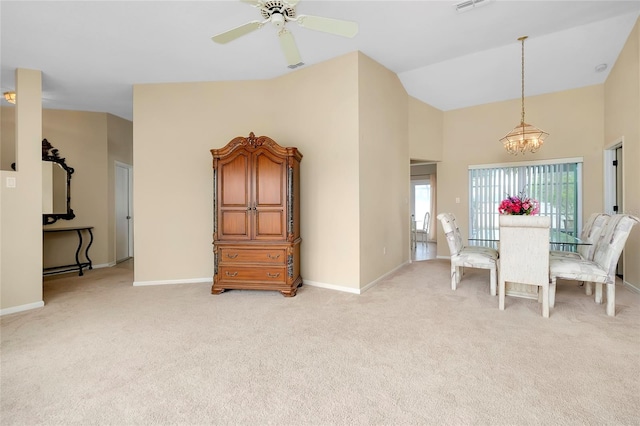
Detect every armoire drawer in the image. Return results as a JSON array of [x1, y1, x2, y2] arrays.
[[218, 266, 287, 283], [219, 248, 286, 265]]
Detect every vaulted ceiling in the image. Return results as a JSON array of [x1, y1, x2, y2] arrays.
[[2, 1, 639, 121]]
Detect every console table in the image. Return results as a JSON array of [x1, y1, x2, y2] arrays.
[[43, 226, 94, 276]]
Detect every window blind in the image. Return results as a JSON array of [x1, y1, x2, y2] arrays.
[[468, 160, 582, 248]]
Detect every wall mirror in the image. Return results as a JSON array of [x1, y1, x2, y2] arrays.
[[42, 139, 75, 225]]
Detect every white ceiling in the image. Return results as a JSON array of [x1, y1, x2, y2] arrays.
[[2, 0, 639, 121]]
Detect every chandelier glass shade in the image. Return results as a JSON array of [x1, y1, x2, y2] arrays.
[[500, 36, 548, 155]]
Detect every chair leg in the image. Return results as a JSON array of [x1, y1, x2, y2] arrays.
[[451, 265, 457, 290], [499, 278, 505, 310], [541, 285, 549, 318], [585, 282, 593, 296], [549, 277, 556, 308], [606, 283, 616, 317], [490, 268, 497, 296], [595, 283, 603, 304]]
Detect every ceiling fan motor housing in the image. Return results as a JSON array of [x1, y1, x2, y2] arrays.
[[260, 0, 296, 21]]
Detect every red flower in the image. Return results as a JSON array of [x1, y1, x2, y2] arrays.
[[498, 192, 539, 215]]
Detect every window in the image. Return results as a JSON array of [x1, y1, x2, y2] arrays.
[[411, 179, 431, 229], [469, 158, 582, 243]]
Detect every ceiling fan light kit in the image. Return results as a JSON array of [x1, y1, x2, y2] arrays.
[[212, 0, 358, 69]]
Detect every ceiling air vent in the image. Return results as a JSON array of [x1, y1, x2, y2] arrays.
[[455, 0, 492, 13]]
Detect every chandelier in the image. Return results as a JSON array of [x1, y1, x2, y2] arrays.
[[499, 36, 548, 155], [3, 91, 16, 104]]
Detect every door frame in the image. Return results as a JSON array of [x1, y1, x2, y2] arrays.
[[603, 137, 623, 277], [115, 161, 133, 262], [603, 137, 623, 216]]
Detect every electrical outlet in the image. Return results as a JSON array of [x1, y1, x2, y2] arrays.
[[6, 177, 16, 188], [455, 197, 460, 204]]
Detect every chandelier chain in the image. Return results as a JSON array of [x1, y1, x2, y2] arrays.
[[520, 36, 525, 124]]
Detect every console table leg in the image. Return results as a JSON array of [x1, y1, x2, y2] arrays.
[[85, 228, 94, 270], [75, 229, 84, 276]]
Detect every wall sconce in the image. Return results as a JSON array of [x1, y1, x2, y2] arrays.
[[3, 91, 16, 104]]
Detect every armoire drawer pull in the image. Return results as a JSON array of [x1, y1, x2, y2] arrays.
[[267, 272, 280, 278], [226, 253, 238, 259], [267, 254, 281, 259], [225, 271, 238, 277]]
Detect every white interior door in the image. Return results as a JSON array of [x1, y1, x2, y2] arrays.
[[615, 146, 623, 276], [604, 141, 623, 278], [116, 162, 133, 263]]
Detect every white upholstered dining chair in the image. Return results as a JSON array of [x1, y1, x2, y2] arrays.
[[437, 213, 498, 296], [418, 211, 430, 244], [498, 215, 551, 317], [549, 214, 639, 317], [550, 212, 610, 261]]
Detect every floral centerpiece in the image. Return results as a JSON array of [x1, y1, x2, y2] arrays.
[[498, 192, 539, 215]]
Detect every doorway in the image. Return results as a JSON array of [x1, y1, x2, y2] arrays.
[[410, 162, 437, 261], [604, 140, 623, 278], [115, 162, 133, 263], [411, 179, 431, 233]]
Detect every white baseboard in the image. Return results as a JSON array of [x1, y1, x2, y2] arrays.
[[360, 261, 409, 293], [623, 280, 640, 294], [93, 262, 116, 269], [133, 277, 212, 286], [0, 301, 45, 316], [436, 255, 450, 260], [303, 280, 361, 294], [303, 261, 410, 295]]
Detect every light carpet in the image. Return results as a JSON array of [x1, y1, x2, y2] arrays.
[[1, 259, 639, 425]]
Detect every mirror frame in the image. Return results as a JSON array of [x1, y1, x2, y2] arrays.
[[42, 139, 75, 225]]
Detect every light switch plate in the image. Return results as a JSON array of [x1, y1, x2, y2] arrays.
[[6, 177, 16, 188]]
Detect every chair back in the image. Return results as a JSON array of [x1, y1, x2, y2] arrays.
[[437, 213, 463, 255], [592, 214, 640, 275], [577, 213, 610, 260], [499, 215, 551, 286], [422, 211, 430, 234]]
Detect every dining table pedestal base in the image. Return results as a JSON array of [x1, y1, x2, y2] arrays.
[[505, 282, 539, 299]]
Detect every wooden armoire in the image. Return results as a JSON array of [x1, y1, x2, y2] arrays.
[[211, 132, 303, 297]]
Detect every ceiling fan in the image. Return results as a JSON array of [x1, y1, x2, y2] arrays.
[[211, 0, 359, 69]]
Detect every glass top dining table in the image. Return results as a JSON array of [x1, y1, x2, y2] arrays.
[[468, 229, 589, 249]]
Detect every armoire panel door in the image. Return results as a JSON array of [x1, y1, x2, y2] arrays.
[[253, 149, 286, 240], [218, 151, 251, 240]]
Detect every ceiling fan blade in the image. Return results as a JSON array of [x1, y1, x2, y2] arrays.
[[287, 0, 300, 6], [278, 29, 303, 68], [211, 21, 263, 44], [296, 15, 358, 38], [240, 0, 263, 6]]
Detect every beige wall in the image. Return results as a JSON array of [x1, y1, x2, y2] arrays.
[[409, 96, 443, 162], [1, 69, 43, 312], [358, 53, 410, 285], [271, 53, 361, 289], [133, 53, 365, 290], [2, 109, 132, 270], [40, 110, 109, 268], [437, 85, 606, 257], [1, 105, 17, 170], [605, 18, 640, 288]]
